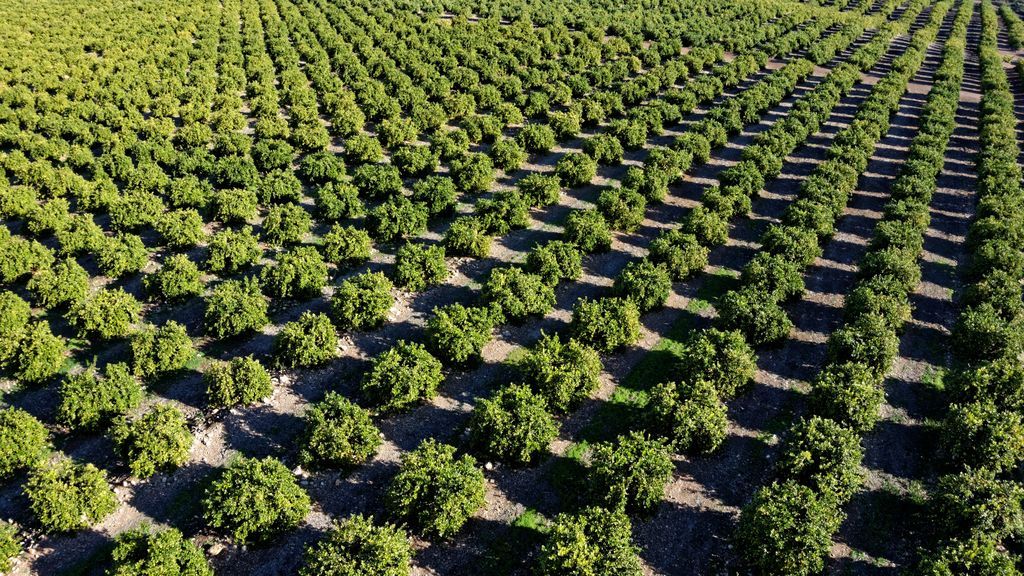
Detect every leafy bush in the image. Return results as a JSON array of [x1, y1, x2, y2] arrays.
[[614, 259, 672, 312], [741, 253, 805, 301], [58, 363, 143, 431], [25, 458, 117, 532], [205, 355, 273, 408], [537, 507, 642, 576], [395, 243, 448, 291], [929, 468, 1024, 542], [777, 417, 863, 501], [144, 254, 203, 301], [589, 431, 672, 513], [214, 187, 259, 223], [301, 515, 412, 576], [648, 230, 708, 280], [69, 288, 142, 340], [316, 182, 364, 221], [109, 525, 212, 576], [942, 400, 1024, 472], [352, 164, 403, 199], [332, 272, 394, 330], [14, 321, 65, 384], [736, 480, 841, 576], [518, 333, 602, 412], [482, 267, 555, 323], [204, 277, 269, 338], [110, 404, 192, 478], [555, 153, 598, 188], [477, 190, 530, 234], [96, 234, 148, 278], [29, 258, 89, 308], [583, 134, 625, 165], [450, 153, 495, 193], [203, 456, 311, 544], [206, 226, 262, 273], [274, 312, 338, 367], [826, 313, 899, 374], [468, 384, 559, 465], [361, 341, 444, 412], [323, 225, 373, 267], [261, 246, 330, 301], [385, 439, 486, 538], [517, 124, 556, 153], [716, 287, 793, 346], [525, 240, 582, 286], [597, 187, 647, 232], [344, 135, 384, 165], [809, 362, 884, 432], [516, 174, 562, 207], [490, 138, 527, 171], [647, 380, 727, 454], [157, 209, 206, 248], [412, 176, 458, 216], [564, 209, 612, 253], [368, 197, 429, 243], [571, 297, 641, 352], [679, 328, 757, 398], [916, 535, 1018, 576], [443, 216, 492, 258], [392, 145, 438, 177], [263, 203, 313, 245], [0, 522, 19, 574], [299, 392, 381, 469], [130, 321, 193, 379], [426, 303, 496, 364], [0, 407, 49, 479], [299, 150, 346, 185]]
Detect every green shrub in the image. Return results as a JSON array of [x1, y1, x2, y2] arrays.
[[564, 209, 612, 253], [299, 150, 346, 185], [443, 216, 492, 258], [555, 153, 598, 188], [916, 535, 1018, 576], [352, 164, 403, 198], [169, 176, 213, 208], [517, 124, 556, 153], [929, 469, 1024, 542], [589, 431, 672, 513], [741, 253, 805, 301], [109, 524, 212, 576], [597, 187, 647, 232], [809, 362, 883, 432], [678, 328, 756, 398], [203, 456, 311, 544], [0, 522, 19, 574], [332, 272, 394, 330], [25, 458, 117, 532], [205, 277, 269, 338], [69, 288, 142, 339], [214, 187, 259, 223], [477, 190, 530, 234], [426, 303, 496, 364], [537, 507, 642, 576], [826, 313, 899, 374], [519, 333, 602, 413], [263, 203, 313, 245], [647, 380, 727, 454], [490, 138, 527, 171], [736, 480, 841, 576], [207, 226, 262, 273], [274, 312, 338, 367], [0, 291, 29, 368], [525, 240, 582, 286], [58, 363, 143, 431], [761, 224, 821, 266], [157, 209, 206, 248], [205, 355, 272, 408], [0, 407, 49, 479], [368, 197, 428, 243], [583, 134, 625, 165], [385, 439, 486, 538], [261, 246, 329, 299], [96, 234, 148, 278], [648, 230, 708, 280], [716, 287, 792, 346], [323, 225, 373, 267], [681, 206, 728, 246], [316, 182, 364, 221], [614, 260, 671, 313], [395, 243, 448, 292], [300, 515, 412, 576], [110, 404, 192, 478], [951, 303, 1024, 363], [29, 258, 89, 308], [468, 384, 559, 465], [482, 267, 555, 322], [144, 254, 203, 301], [429, 129, 469, 161], [942, 400, 1024, 472], [344, 135, 384, 165], [393, 145, 438, 177], [777, 417, 863, 501], [361, 341, 444, 412], [412, 176, 458, 216], [571, 297, 641, 352], [450, 152, 494, 193], [14, 321, 66, 384], [129, 320, 194, 380], [516, 174, 561, 207], [299, 392, 381, 469]]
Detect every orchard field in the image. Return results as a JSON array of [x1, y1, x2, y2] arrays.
[[0, 0, 1019, 573]]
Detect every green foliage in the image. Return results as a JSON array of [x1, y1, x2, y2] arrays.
[[109, 524, 212, 576], [14, 321, 66, 384], [323, 225, 373, 267], [942, 400, 1024, 472], [647, 380, 728, 454], [468, 384, 559, 465], [58, 363, 143, 431], [517, 123, 556, 153], [144, 254, 203, 301], [597, 187, 647, 232], [207, 226, 262, 273], [344, 135, 384, 165], [571, 297, 641, 353], [331, 271, 395, 330], [525, 240, 583, 286], [214, 187, 259, 223], [0, 522, 19, 574], [299, 392, 381, 469], [537, 507, 642, 576], [274, 312, 338, 367], [316, 182, 364, 221], [583, 134, 625, 165], [385, 439, 485, 538], [301, 515, 412, 576], [929, 468, 1024, 542], [443, 216, 491, 258], [203, 456, 311, 544], [716, 287, 792, 346], [591, 432, 673, 518], [353, 164, 402, 198], [69, 288, 142, 339], [361, 341, 444, 412], [450, 152, 495, 193], [25, 458, 118, 533], [613, 259, 671, 313], [368, 196, 428, 242], [678, 328, 757, 398], [300, 150, 346, 185], [130, 321, 194, 379], [394, 243, 448, 291], [201, 351, 271, 408], [411, 176, 458, 216], [916, 535, 1019, 576], [205, 277, 269, 338], [482, 267, 555, 323], [96, 233, 149, 278], [426, 303, 496, 364], [261, 246, 328, 299], [263, 203, 313, 245], [554, 153, 597, 188], [519, 333, 602, 412], [648, 230, 708, 280], [110, 404, 193, 478], [157, 209, 206, 248], [29, 258, 89, 308], [478, 190, 530, 234], [776, 417, 863, 501], [516, 174, 561, 207], [490, 138, 527, 171], [809, 362, 883, 432], [0, 407, 49, 479]]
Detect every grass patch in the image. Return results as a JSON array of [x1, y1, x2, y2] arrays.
[[479, 508, 550, 576], [920, 365, 945, 392]]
